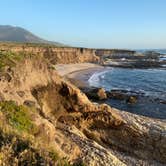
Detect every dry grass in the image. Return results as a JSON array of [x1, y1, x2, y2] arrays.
[[0, 101, 72, 166], [0, 50, 25, 71]]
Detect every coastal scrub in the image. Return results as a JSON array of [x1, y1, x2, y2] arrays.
[[0, 101, 37, 134], [0, 51, 25, 71]]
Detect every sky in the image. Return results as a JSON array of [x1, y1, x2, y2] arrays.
[[0, 0, 166, 49]]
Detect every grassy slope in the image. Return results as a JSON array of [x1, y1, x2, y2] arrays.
[[0, 50, 73, 165], [0, 101, 72, 166]]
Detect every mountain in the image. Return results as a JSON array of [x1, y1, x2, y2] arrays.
[[0, 25, 65, 46]]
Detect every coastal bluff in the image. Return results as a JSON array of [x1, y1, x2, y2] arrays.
[[0, 43, 99, 64], [1, 43, 160, 68], [0, 43, 135, 65], [0, 43, 165, 165]]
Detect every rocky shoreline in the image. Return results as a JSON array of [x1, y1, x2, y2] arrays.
[[58, 64, 166, 120], [0, 46, 166, 165], [82, 87, 166, 120]]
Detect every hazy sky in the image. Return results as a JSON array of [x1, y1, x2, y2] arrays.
[[0, 0, 166, 49]]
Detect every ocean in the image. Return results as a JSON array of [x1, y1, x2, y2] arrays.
[[136, 49, 166, 54], [88, 67, 166, 119]]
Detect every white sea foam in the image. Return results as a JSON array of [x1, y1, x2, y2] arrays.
[[88, 69, 111, 88], [88, 67, 166, 100]]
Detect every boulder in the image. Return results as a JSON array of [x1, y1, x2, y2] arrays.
[[126, 96, 137, 104], [160, 100, 166, 104], [108, 90, 129, 100], [83, 87, 107, 100], [97, 88, 107, 100], [108, 90, 138, 104]]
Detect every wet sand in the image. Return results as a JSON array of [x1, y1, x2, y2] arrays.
[[55, 63, 107, 87]]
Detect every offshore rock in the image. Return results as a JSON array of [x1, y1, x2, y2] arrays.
[[82, 87, 107, 100]]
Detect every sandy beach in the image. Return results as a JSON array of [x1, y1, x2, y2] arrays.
[[55, 63, 106, 87]]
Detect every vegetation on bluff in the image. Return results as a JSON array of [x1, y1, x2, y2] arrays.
[[0, 50, 25, 70], [0, 101, 36, 133], [0, 101, 73, 166]]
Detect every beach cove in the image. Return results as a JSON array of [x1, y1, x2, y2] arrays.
[[55, 63, 166, 120]]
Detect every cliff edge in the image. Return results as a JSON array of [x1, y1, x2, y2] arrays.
[[0, 48, 165, 165]]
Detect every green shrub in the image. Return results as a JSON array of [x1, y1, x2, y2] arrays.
[[0, 100, 82, 166], [0, 51, 25, 71], [49, 150, 59, 161], [0, 127, 74, 166], [0, 101, 36, 134]]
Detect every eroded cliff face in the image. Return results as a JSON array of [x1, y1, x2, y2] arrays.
[[0, 55, 165, 165], [0, 43, 137, 65], [0, 56, 124, 165], [96, 49, 136, 57], [0, 43, 100, 64], [43, 47, 100, 64]]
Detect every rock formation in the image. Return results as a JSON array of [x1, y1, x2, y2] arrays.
[[0, 43, 100, 64], [82, 87, 107, 100], [0, 45, 165, 165]]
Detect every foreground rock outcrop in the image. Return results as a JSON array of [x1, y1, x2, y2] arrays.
[[0, 50, 165, 165]]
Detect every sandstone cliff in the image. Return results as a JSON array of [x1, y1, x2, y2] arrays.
[[0, 50, 165, 165], [0, 43, 100, 64], [0, 43, 138, 65], [96, 49, 135, 57]]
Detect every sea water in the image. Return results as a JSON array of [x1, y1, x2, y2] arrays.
[[88, 68, 166, 119]]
